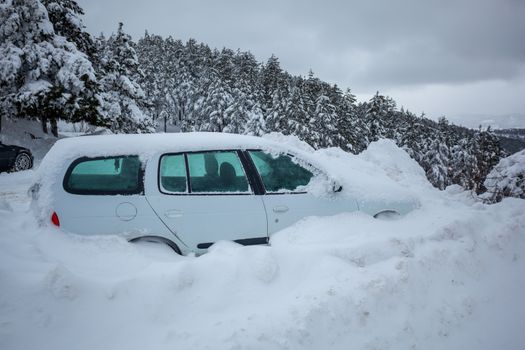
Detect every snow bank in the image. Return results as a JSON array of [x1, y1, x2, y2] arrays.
[[1, 137, 525, 350]]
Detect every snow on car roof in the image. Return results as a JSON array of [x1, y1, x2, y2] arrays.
[[42, 132, 300, 161]]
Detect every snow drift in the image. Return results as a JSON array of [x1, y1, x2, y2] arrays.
[[0, 138, 524, 350]]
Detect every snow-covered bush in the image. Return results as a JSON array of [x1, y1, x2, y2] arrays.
[[483, 149, 525, 202]]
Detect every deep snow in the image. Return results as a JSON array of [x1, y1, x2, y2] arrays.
[[0, 138, 524, 350]]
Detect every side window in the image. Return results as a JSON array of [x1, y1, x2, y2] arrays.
[[159, 154, 187, 193], [186, 151, 251, 193], [249, 151, 313, 193], [64, 156, 142, 195]]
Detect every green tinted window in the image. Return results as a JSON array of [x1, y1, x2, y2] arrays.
[[159, 154, 187, 193], [249, 151, 313, 192], [186, 151, 250, 193], [65, 156, 142, 194]]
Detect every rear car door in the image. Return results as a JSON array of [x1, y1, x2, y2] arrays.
[[57, 155, 161, 235], [146, 150, 268, 252], [246, 150, 359, 235]]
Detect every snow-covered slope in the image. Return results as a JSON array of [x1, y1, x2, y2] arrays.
[[0, 138, 524, 350]]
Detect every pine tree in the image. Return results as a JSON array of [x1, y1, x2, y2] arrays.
[[41, 0, 95, 59], [260, 55, 286, 112], [0, 0, 100, 136], [306, 94, 337, 148], [472, 127, 505, 193], [483, 149, 525, 202], [195, 74, 232, 132], [449, 138, 477, 189], [365, 92, 396, 142], [224, 88, 250, 134], [335, 88, 363, 152], [283, 83, 309, 139], [97, 23, 153, 133], [422, 136, 451, 190]]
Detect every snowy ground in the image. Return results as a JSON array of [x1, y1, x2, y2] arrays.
[[0, 139, 524, 350]]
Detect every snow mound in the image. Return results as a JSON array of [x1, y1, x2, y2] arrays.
[[1, 138, 525, 350]]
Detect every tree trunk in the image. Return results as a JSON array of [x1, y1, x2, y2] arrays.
[[50, 117, 58, 137], [42, 117, 48, 134]]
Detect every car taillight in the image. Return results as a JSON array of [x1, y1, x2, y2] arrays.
[[51, 212, 60, 227]]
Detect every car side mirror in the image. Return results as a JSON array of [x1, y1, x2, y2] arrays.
[[332, 181, 343, 193]]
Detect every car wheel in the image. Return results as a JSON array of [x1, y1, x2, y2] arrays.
[[13, 152, 32, 172]]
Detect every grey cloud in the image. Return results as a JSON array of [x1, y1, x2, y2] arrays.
[[75, 0, 525, 119]]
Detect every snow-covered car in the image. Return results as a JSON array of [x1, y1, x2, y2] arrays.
[[31, 133, 417, 255], [0, 142, 33, 172]]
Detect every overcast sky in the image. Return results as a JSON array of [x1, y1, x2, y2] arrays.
[[77, 0, 525, 128]]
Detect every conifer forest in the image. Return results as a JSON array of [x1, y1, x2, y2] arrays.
[[0, 0, 506, 193]]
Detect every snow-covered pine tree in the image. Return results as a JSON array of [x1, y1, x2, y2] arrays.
[[0, 0, 100, 136], [233, 50, 260, 95], [97, 23, 153, 133], [364, 92, 396, 142], [483, 149, 525, 202], [223, 88, 250, 134], [283, 82, 309, 139], [306, 94, 338, 148], [244, 102, 266, 136], [399, 114, 429, 164], [421, 136, 451, 190], [260, 55, 286, 113], [41, 0, 95, 59], [137, 32, 181, 131], [194, 73, 232, 132], [449, 138, 477, 189], [471, 126, 505, 193], [334, 88, 364, 153], [265, 87, 288, 132]]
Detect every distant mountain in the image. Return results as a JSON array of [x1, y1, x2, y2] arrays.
[[447, 113, 525, 130], [493, 128, 525, 154]]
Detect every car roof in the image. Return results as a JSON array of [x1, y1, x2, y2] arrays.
[[37, 132, 316, 175], [50, 132, 293, 157]]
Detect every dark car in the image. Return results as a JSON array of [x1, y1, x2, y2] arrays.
[[0, 142, 33, 172]]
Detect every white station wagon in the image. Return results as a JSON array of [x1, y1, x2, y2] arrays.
[[32, 133, 417, 255]]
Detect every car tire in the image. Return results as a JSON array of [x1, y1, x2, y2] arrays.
[[12, 152, 32, 172]]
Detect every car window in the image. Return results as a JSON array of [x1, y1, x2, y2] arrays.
[[186, 151, 250, 193], [248, 151, 313, 193], [159, 154, 187, 193], [64, 156, 142, 194]]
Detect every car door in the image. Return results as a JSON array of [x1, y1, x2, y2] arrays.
[[246, 150, 359, 235], [146, 150, 268, 252], [57, 155, 160, 235]]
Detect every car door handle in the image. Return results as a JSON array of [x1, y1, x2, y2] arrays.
[[273, 205, 289, 213], [165, 209, 183, 218]]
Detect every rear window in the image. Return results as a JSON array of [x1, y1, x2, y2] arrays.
[[64, 156, 143, 195]]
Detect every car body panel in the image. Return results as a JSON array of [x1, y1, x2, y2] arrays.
[[262, 192, 359, 234]]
